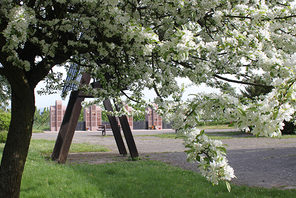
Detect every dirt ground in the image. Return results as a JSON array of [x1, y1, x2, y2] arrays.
[[32, 130, 296, 189]]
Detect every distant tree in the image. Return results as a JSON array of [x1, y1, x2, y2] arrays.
[[78, 110, 84, 122], [101, 110, 108, 122], [241, 77, 295, 134], [0, 110, 11, 131], [33, 108, 50, 130], [241, 77, 273, 100], [133, 112, 145, 121]]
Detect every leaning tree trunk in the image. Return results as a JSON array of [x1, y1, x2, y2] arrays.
[[0, 80, 35, 198]]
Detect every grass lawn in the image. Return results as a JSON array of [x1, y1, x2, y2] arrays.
[[0, 139, 295, 197], [279, 134, 296, 139], [148, 131, 296, 140], [145, 131, 248, 140], [29, 139, 110, 155], [32, 129, 45, 133], [197, 124, 235, 130]]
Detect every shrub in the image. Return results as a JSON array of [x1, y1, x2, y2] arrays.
[[0, 110, 10, 131], [33, 107, 50, 130], [281, 121, 296, 135], [0, 131, 7, 143]]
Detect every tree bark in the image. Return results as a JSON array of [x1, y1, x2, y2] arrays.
[[0, 78, 35, 198]]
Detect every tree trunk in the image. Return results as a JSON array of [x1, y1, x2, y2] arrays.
[[0, 81, 35, 198]]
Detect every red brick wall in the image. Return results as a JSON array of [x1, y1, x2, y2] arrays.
[[84, 105, 102, 131], [146, 105, 162, 130], [50, 101, 134, 131], [50, 100, 66, 131], [50, 106, 56, 131], [96, 106, 102, 126]]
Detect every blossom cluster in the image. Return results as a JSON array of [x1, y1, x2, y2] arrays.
[[184, 129, 235, 190], [2, 5, 35, 70]]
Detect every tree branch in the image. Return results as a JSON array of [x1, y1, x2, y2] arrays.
[[120, 90, 141, 103], [224, 15, 252, 20], [213, 74, 273, 88], [274, 15, 296, 20], [173, 61, 195, 69], [152, 83, 164, 102], [225, 14, 296, 21]]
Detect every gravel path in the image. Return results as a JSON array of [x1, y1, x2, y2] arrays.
[[32, 130, 296, 189]]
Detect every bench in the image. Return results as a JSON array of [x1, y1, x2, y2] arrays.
[[97, 124, 120, 136]]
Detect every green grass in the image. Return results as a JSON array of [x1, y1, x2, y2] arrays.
[[207, 132, 296, 139], [139, 130, 296, 141], [145, 131, 246, 140], [145, 133, 186, 139], [279, 134, 296, 139], [197, 124, 235, 130], [29, 139, 109, 156], [0, 141, 295, 197], [32, 129, 45, 133], [207, 131, 254, 138]]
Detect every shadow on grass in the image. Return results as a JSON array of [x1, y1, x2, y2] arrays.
[[1, 136, 295, 197], [42, 159, 296, 198], [1, 141, 291, 198]]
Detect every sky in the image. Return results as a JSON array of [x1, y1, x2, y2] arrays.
[[35, 82, 68, 109]]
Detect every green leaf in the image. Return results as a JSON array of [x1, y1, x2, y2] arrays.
[[195, 155, 200, 161], [226, 181, 231, 192], [184, 124, 190, 130], [228, 122, 234, 127], [273, 109, 279, 119], [237, 108, 246, 116], [246, 106, 258, 111], [217, 146, 226, 153], [200, 130, 205, 135]]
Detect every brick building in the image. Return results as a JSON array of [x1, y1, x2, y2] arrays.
[[84, 104, 102, 131], [50, 100, 66, 131], [50, 101, 134, 131], [145, 105, 162, 130]]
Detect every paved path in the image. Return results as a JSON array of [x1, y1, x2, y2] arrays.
[[32, 130, 296, 189]]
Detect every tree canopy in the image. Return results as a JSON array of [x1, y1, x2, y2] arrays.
[[1, 0, 296, 197]]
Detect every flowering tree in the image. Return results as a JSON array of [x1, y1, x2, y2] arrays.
[[1, 0, 296, 197]]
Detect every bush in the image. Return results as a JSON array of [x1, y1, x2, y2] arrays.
[[0, 110, 10, 131], [33, 108, 50, 130], [0, 131, 7, 143], [281, 121, 296, 135]]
